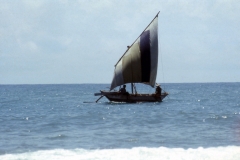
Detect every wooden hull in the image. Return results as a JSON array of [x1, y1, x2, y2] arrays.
[[100, 91, 168, 103]]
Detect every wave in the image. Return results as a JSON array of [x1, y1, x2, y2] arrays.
[[1, 146, 239, 160]]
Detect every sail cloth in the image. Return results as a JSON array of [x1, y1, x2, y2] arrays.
[[110, 15, 158, 90]]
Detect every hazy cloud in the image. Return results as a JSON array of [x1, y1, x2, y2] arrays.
[[0, 0, 240, 84]]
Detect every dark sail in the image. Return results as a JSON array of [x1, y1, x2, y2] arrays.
[[110, 14, 159, 90]]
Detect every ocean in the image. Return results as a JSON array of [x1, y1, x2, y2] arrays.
[[0, 83, 239, 160]]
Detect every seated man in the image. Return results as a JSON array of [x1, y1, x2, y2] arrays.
[[119, 85, 129, 95]]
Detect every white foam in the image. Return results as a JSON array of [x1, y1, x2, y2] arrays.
[[1, 146, 239, 160]]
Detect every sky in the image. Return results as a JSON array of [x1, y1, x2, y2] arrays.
[[1, 0, 240, 84]]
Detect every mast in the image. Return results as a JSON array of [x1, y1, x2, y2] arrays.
[[131, 83, 134, 94], [115, 11, 160, 66]]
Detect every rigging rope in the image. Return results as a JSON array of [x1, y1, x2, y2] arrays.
[[159, 34, 166, 91]]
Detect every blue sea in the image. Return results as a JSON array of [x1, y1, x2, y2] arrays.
[[0, 83, 240, 160]]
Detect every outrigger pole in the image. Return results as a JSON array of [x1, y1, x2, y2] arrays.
[[96, 95, 104, 103]]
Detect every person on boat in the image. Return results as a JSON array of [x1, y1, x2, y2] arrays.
[[155, 84, 162, 95], [119, 85, 129, 95]]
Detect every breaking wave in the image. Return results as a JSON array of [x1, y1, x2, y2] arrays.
[[1, 146, 239, 160]]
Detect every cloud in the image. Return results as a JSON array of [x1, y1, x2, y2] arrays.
[[22, 0, 45, 9], [77, 0, 114, 13]]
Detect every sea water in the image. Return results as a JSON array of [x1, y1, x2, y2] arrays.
[[0, 83, 239, 160]]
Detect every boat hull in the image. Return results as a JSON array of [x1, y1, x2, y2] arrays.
[[100, 91, 168, 103]]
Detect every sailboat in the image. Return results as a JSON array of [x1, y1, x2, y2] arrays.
[[95, 11, 168, 103]]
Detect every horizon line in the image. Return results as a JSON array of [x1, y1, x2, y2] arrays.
[[0, 82, 239, 85]]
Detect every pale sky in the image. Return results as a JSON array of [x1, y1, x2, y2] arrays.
[[1, 0, 240, 84]]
